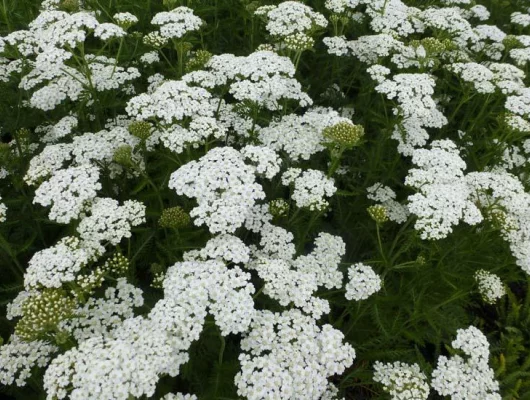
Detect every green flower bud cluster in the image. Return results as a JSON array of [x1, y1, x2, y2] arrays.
[[414, 37, 450, 54], [113, 145, 134, 167], [486, 208, 518, 232], [103, 253, 129, 276], [59, 0, 79, 12], [323, 122, 364, 148], [368, 205, 389, 224], [128, 121, 152, 141], [163, 0, 180, 10], [256, 43, 275, 52], [416, 255, 426, 265], [185, 50, 213, 72], [143, 32, 169, 48], [74, 253, 128, 297], [269, 199, 289, 218], [15, 289, 76, 341], [76, 268, 105, 295], [244, 1, 261, 14], [158, 206, 191, 228], [284, 33, 315, 51], [503, 35, 523, 49]]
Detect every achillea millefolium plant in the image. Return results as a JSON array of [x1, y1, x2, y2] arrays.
[[1, 0, 530, 399]]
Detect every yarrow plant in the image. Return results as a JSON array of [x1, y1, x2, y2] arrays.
[[0, 0, 529, 398]]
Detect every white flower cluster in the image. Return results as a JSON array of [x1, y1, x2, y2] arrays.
[[487, 62, 526, 95], [293, 232, 346, 289], [43, 315, 190, 400], [183, 234, 251, 265], [474, 269, 505, 304], [164, 260, 255, 336], [151, 7, 203, 40], [70, 126, 142, 177], [59, 278, 144, 341], [5, 11, 141, 112], [235, 309, 355, 400], [327, 34, 404, 64], [258, 107, 350, 160], [345, 263, 382, 301], [169, 147, 266, 234], [184, 51, 312, 111], [431, 326, 501, 400], [373, 361, 430, 400], [255, 1, 327, 38], [160, 116, 226, 154], [511, 12, 530, 28], [255, 224, 296, 260], [506, 87, 530, 118], [44, 258, 246, 400], [324, 0, 360, 14], [240, 145, 281, 179], [38, 115, 78, 143], [126, 80, 213, 125], [466, 171, 530, 274], [85, 55, 141, 92], [405, 140, 483, 240], [24, 143, 73, 186], [249, 229, 345, 319], [24, 236, 98, 289], [140, 51, 160, 65], [282, 168, 336, 211], [254, 258, 327, 316], [94, 23, 126, 41], [0, 336, 58, 386], [448, 62, 496, 94], [367, 183, 409, 224], [509, 35, 530, 67], [376, 73, 448, 155], [76, 197, 146, 246], [362, 0, 423, 38], [113, 12, 138, 28], [33, 164, 101, 224]]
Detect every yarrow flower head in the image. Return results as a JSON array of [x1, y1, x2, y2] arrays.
[[33, 164, 101, 224], [474, 269, 505, 304], [0, 336, 58, 387], [431, 326, 501, 400], [235, 309, 355, 400], [158, 206, 191, 229], [114, 12, 138, 30], [255, 1, 327, 39], [269, 199, 289, 218], [405, 140, 483, 240], [322, 121, 365, 148], [281, 168, 336, 211], [168, 147, 266, 234], [373, 361, 430, 400], [77, 198, 146, 246], [368, 204, 389, 224], [151, 7, 203, 40], [345, 263, 382, 301]]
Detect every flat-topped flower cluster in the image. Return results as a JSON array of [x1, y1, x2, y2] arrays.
[[0, 0, 527, 398]]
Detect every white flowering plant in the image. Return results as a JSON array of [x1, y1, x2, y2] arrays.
[[0, 0, 529, 399]]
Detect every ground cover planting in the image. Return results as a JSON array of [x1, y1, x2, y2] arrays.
[[1, 0, 530, 399]]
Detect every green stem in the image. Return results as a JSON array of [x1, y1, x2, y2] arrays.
[[111, 37, 124, 77], [253, 285, 265, 300], [0, 233, 25, 277], [218, 332, 226, 365], [376, 224, 389, 268], [2, 0, 12, 32]]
